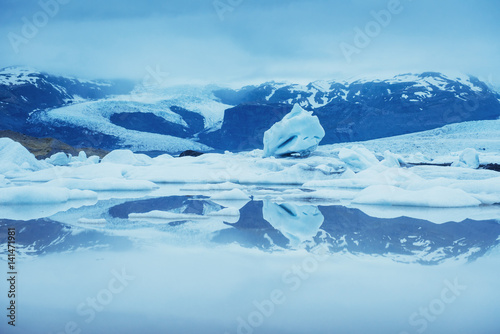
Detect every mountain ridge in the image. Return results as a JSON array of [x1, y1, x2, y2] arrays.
[[1, 66, 499, 154]]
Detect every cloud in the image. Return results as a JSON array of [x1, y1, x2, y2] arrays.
[[0, 0, 499, 86]]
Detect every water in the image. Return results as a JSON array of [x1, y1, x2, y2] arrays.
[[1, 187, 500, 334]]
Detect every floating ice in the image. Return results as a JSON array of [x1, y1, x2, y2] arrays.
[[75, 151, 87, 162], [47, 152, 72, 166], [101, 149, 153, 166], [0, 138, 47, 173], [352, 185, 481, 207], [338, 145, 379, 172], [77, 218, 107, 225], [210, 188, 250, 200], [263, 104, 325, 158], [452, 148, 480, 169], [45, 177, 158, 192], [380, 150, 402, 168], [0, 186, 97, 204]]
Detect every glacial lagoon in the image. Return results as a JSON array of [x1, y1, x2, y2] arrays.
[[1, 185, 499, 334]]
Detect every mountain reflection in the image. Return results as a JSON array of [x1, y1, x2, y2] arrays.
[[214, 200, 500, 264], [1, 196, 499, 265]]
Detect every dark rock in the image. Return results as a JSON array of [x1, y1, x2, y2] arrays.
[[481, 164, 500, 172], [179, 150, 204, 157]]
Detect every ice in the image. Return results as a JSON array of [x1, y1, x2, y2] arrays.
[[352, 185, 481, 207], [0, 186, 97, 204], [0, 138, 48, 173], [207, 207, 240, 216], [452, 148, 480, 169], [128, 206, 240, 226], [351, 204, 500, 224], [263, 104, 325, 158], [262, 201, 324, 247], [101, 149, 153, 166], [210, 188, 250, 200], [338, 145, 379, 172], [45, 177, 158, 192], [75, 151, 87, 162], [380, 150, 402, 168], [47, 152, 72, 166], [0, 175, 9, 187], [77, 218, 107, 225], [129, 211, 211, 221], [87, 155, 101, 164]]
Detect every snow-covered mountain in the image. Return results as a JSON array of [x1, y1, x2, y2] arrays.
[[206, 72, 500, 150], [1, 67, 499, 154], [0, 66, 134, 146]]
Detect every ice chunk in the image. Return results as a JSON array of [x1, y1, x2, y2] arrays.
[[262, 201, 324, 247], [352, 185, 481, 207], [0, 186, 97, 204], [101, 149, 153, 166], [129, 211, 210, 220], [380, 150, 402, 168], [210, 188, 250, 200], [77, 218, 107, 225], [351, 204, 500, 224], [0, 138, 47, 173], [87, 156, 100, 164], [338, 145, 379, 172], [206, 207, 240, 216], [452, 148, 480, 169], [76, 151, 87, 162], [47, 152, 72, 166], [45, 177, 158, 192], [263, 104, 325, 158], [0, 175, 9, 187]]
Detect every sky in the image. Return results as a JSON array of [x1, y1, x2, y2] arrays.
[[0, 0, 499, 87]]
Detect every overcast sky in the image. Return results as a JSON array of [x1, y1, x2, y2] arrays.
[[1, 0, 499, 87]]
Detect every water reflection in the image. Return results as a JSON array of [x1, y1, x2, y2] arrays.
[[0, 219, 132, 257], [263, 201, 324, 247], [1, 195, 499, 265]]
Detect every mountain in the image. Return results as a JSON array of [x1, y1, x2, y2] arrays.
[[205, 72, 500, 150], [1, 67, 500, 154], [0, 66, 134, 148]]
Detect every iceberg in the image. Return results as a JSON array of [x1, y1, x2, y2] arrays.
[[352, 185, 481, 208], [263, 104, 325, 158], [47, 152, 72, 166], [0, 186, 97, 204], [452, 148, 480, 169], [101, 149, 153, 166], [0, 138, 47, 173], [338, 145, 379, 172]]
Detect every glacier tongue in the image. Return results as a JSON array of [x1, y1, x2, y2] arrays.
[[263, 104, 325, 158]]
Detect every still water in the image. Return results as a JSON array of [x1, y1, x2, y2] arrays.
[[1, 188, 499, 334]]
